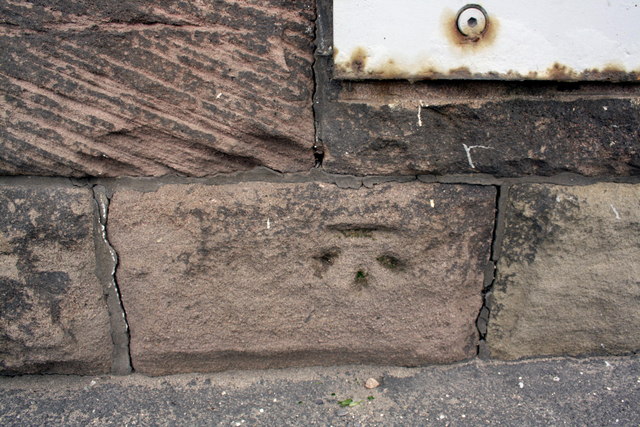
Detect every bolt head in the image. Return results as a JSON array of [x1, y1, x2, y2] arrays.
[[457, 5, 488, 38]]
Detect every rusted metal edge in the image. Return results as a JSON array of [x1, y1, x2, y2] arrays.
[[334, 53, 640, 82]]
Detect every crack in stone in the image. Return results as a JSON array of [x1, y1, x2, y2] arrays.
[[311, 3, 325, 169], [93, 185, 132, 375], [476, 184, 508, 357]]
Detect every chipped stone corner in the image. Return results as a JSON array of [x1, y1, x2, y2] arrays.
[[92, 185, 132, 375]]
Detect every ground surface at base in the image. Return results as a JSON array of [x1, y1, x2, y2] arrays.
[[0, 356, 638, 426]]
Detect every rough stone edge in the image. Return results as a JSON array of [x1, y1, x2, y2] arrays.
[[312, 0, 332, 168], [476, 185, 509, 358], [92, 186, 131, 375]]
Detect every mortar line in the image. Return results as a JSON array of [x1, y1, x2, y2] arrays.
[[2, 170, 640, 191], [92, 185, 132, 375]]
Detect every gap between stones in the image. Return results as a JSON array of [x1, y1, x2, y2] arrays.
[[476, 184, 509, 357], [92, 185, 132, 375], [311, 5, 324, 168], [80, 167, 640, 195]]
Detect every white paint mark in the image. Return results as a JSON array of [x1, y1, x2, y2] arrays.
[[430, 199, 435, 208], [418, 100, 426, 126], [610, 204, 621, 220], [463, 144, 493, 169], [267, 218, 271, 229], [605, 361, 612, 367], [216, 93, 223, 99]]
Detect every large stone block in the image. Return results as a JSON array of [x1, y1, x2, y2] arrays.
[[0, 185, 112, 374], [319, 92, 640, 177], [0, 0, 315, 177], [487, 183, 640, 360], [109, 182, 496, 375]]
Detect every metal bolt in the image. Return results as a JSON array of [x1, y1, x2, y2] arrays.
[[456, 5, 488, 38]]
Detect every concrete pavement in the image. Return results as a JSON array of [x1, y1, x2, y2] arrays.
[[1, 355, 638, 426]]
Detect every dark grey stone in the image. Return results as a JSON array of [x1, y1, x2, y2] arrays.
[[488, 183, 640, 360]]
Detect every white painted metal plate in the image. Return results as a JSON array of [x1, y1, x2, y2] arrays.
[[333, 0, 640, 81]]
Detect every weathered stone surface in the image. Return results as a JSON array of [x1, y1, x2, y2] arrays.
[[0, 0, 315, 177], [319, 96, 640, 177], [109, 182, 496, 375], [487, 183, 640, 360], [0, 185, 112, 374]]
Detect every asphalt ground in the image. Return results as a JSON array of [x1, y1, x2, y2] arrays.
[[1, 355, 638, 426]]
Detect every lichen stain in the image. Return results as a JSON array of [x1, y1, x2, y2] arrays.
[[441, 8, 499, 51]]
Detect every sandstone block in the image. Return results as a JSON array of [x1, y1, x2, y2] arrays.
[[0, 185, 112, 374], [320, 97, 640, 177], [108, 182, 496, 375], [487, 183, 640, 359], [0, 0, 315, 177]]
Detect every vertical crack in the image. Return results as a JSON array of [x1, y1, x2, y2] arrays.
[[311, 4, 323, 168], [476, 184, 509, 357], [312, 0, 333, 169], [92, 185, 132, 374]]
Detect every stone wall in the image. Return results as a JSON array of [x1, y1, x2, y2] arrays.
[[1, 0, 638, 375]]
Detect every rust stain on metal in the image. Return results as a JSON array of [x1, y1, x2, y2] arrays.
[[526, 63, 640, 81], [333, 9, 640, 81], [366, 58, 408, 79], [441, 8, 499, 50], [347, 47, 369, 74]]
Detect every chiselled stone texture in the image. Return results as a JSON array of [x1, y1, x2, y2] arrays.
[[0, 0, 315, 177], [487, 183, 640, 360], [0, 185, 112, 374], [109, 182, 496, 375], [320, 97, 640, 177]]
